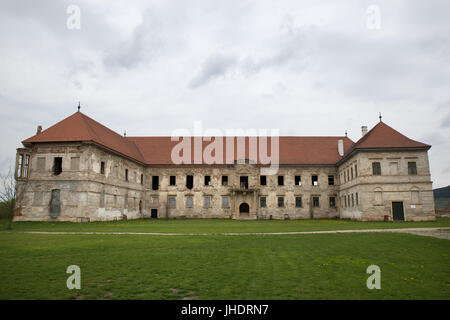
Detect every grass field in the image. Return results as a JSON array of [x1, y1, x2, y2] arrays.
[[2, 217, 450, 233], [0, 218, 449, 300]]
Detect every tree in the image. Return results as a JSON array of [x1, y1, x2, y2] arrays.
[[0, 169, 27, 230]]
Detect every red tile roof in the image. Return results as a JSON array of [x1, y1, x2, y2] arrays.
[[22, 112, 430, 166], [343, 121, 430, 158], [22, 112, 145, 164]]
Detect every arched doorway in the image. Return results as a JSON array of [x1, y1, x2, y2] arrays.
[[239, 202, 250, 217]]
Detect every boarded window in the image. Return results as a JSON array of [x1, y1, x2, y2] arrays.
[[170, 176, 176, 186], [53, 157, 62, 175], [408, 162, 417, 175], [313, 197, 320, 207], [277, 197, 284, 207], [260, 175, 267, 186], [260, 196, 267, 208], [37, 157, 46, 172], [411, 190, 420, 204], [375, 190, 383, 205], [295, 196, 302, 207], [372, 162, 381, 175], [186, 175, 194, 189], [204, 196, 211, 208], [389, 162, 398, 175], [186, 196, 193, 208], [295, 176, 301, 186], [70, 157, 79, 171], [222, 196, 229, 208], [168, 196, 176, 208]]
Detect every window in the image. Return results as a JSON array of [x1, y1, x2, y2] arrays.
[[141, 174, 144, 185], [260, 175, 267, 186], [328, 176, 334, 186], [278, 175, 284, 186], [348, 195, 351, 207], [168, 196, 176, 208], [170, 176, 176, 186], [205, 175, 211, 186], [408, 162, 417, 175], [295, 196, 302, 208], [186, 175, 194, 189], [329, 197, 336, 207], [204, 196, 211, 208], [313, 197, 320, 207], [351, 194, 354, 207], [17, 154, 23, 177], [356, 192, 359, 206], [312, 175, 318, 186], [152, 176, 159, 190], [351, 167, 353, 180], [260, 196, 267, 208], [53, 157, 62, 175], [222, 176, 228, 186], [222, 196, 229, 208], [186, 196, 193, 208], [125, 169, 128, 181], [295, 175, 301, 186], [23, 155, 30, 178], [100, 161, 105, 175], [240, 176, 248, 189], [355, 164, 358, 177], [372, 162, 381, 175], [345, 196, 347, 208], [277, 196, 284, 207]]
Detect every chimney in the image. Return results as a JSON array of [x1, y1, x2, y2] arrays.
[[338, 139, 344, 157], [361, 126, 368, 137], [36, 125, 42, 134]]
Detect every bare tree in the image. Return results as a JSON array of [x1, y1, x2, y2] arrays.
[[0, 169, 27, 230]]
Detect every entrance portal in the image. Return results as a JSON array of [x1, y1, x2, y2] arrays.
[[392, 202, 404, 221], [239, 203, 250, 217], [151, 209, 158, 219]]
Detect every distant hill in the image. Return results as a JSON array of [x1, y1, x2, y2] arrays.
[[433, 186, 450, 198]]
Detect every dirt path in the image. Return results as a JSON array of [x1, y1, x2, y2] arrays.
[[11, 227, 450, 239]]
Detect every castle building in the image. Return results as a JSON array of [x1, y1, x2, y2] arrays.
[[14, 111, 436, 222]]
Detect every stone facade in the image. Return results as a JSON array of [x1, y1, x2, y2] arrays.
[[14, 115, 436, 222]]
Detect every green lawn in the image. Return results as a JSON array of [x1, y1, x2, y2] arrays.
[[0, 231, 448, 300], [2, 217, 449, 233]]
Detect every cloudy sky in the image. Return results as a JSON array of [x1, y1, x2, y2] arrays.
[[0, 0, 449, 188]]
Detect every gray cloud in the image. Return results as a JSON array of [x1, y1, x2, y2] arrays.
[[189, 53, 237, 88]]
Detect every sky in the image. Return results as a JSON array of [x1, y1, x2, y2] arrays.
[[0, 0, 449, 188]]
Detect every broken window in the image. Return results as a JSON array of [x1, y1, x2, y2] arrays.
[[278, 175, 284, 186], [277, 196, 284, 207], [372, 162, 381, 175], [205, 175, 211, 186], [295, 196, 302, 207], [329, 197, 336, 207], [186, 175, 194, 189], [260, 196, 267, 208], [222, 175, 228, 186], [53, 157, 62, 175], [152, 176, 159, 190], [125, 169, 128, 181], [328, 175, 334, 186], [240, 176, 248, 189], [100, 161, 105, 175], [170, 175, 176, 186], [260, 175, 267, 186], [408, 162, 417, 175], [23, 155, 30, 178], [17, 154, 23, 177], [295, 175, 301, 186], [312, 175, 318, 186], [313, 196, 320, 207]]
